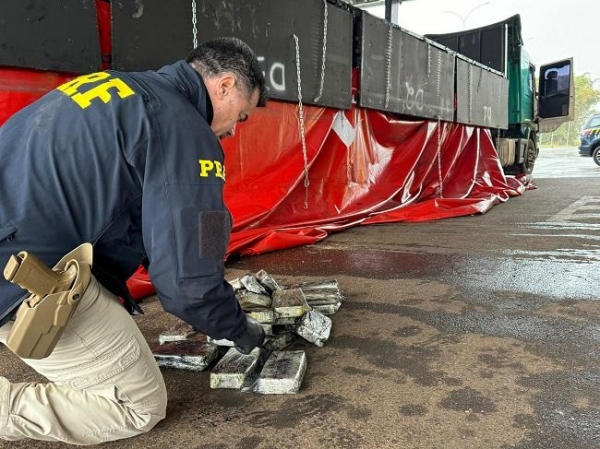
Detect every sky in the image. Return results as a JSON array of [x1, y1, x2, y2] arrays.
[[362, 0, 598, 81]]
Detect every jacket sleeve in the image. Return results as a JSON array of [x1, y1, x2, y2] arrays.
[[140, 111, 247, 340]]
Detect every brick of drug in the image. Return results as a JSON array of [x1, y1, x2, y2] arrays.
[[292, 279, 341, 293], [299, 281, 344, 305], [227, 277, 243, 291], [304, 292, 344, 306], [255, 269, 283, 293], [240, 273, 269, 295], [254, 351, 307, 395], [206, 336, 235, 347], [272, 288, 310, 319], [152, 341, 222, 371], [237, 290, 272, 309], [247, 308, 275, 324], [210, 347, 261, 389], [158, 320, 201, 344], [295, 310, 332, 347], [312, 302, 342, 316], [273, 316, 299, 326], [291, 279, 340, 291]]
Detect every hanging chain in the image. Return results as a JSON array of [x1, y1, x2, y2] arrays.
[[427, 44, 431, 77], [467, 64, 472, 123], [384, 25, 393, 109], [437, 119, 444, 198], [346, 112, 353, 187], [313, 0, 329, 103], [476, 128, 482, 173], [293, 35, 310, 209], [495, 127, 500, 157], [191, 0, 198, 48]]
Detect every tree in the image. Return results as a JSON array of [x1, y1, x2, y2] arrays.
[[540, 73, 600, 147]]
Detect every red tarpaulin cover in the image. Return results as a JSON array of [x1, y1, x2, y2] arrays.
[[221, 102, 525, 255]]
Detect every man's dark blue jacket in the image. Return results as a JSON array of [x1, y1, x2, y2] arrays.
[[0, 61, 247, 340]]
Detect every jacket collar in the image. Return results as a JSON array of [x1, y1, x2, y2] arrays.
[[157, 60, 214, 125]]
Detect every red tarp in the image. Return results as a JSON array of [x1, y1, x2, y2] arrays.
[[221, 102, 525, 255]]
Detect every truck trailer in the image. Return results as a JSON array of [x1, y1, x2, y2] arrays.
[[426, 14, 574, 175], [0, 0, 576, 258]]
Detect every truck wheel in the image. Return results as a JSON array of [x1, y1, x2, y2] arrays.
[[593, 146, 600, 166], [522, 139, 537, 174], [502, 139, 537, 175]]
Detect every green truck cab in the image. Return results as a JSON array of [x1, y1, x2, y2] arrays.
[[427, 14, 574, 175]]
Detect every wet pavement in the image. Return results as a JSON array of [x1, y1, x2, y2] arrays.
[[534, 146, 600, 179], [2, 148, 600, 448]]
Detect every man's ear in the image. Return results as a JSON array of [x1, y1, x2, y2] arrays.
[[216, 74, 236, 100]]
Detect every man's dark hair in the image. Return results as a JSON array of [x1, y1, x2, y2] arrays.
[[187, 37, 267, 107]]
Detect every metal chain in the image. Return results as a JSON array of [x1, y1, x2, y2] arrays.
[[293, 34, 310, 209], [343, 111, 353, 187], [436, 52, 442, 106], [495, 127, 504, 166], [427, 44, 431, 77], [437, 119, 444, 198], [476, 128, 481, 174], [191, 0, 198, 48], [467, 64, 472, 123], [495, 127, 500, 156], [313, 0, 328, 103], [384, 25, 393, 109]]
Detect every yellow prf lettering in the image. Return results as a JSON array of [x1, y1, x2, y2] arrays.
[[199, 160, 215, 177], [57, 72, 111, 96], [214, 161, 223, 178], [57, 72, 135, 109], [70, 78, 135, 109], [198, 159, 225, 180]]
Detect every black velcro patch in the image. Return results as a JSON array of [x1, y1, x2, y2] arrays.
[[198, 211, 231, 259]]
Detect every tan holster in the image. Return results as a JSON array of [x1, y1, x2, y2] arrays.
[[3, 243, 93, 359]]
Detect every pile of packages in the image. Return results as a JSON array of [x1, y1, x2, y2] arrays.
[[151, 270, 344, 394]]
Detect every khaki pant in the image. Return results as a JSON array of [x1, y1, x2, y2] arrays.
[[0, 276, 167, 445]]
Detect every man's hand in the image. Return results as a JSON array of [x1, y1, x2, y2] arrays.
[[233, 317, 265, 354]]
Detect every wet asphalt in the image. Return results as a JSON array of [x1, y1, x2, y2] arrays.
[[2, 148, 600, 449]]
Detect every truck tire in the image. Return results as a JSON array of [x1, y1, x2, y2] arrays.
[[593, 146, 600, 166], [508, 139, 536, 175], [522, 139, 537, 174]]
